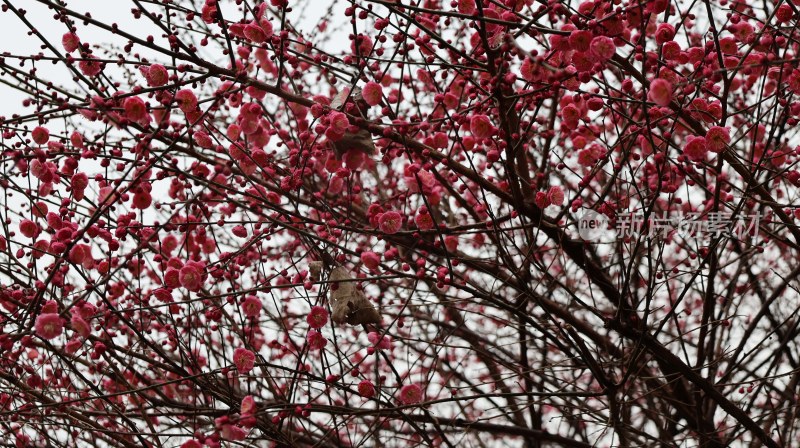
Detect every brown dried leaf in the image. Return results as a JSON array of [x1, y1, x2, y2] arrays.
[[308, 261, 323, 282], [330, 87, 375, 157], [329, 266, 381, 325], [330, 87, 366, 115], [331, 129, 375, 157]]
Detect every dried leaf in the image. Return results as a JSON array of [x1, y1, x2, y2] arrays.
[[329, 266, 381, 325], [330, 87, 375, 157], [330, 87, 367, 114], [308, 261, 323, 282], [330, 89, 348, 111], [331, 129, 375, 156]]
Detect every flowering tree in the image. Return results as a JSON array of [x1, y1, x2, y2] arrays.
[[1, 0, 800, 446]]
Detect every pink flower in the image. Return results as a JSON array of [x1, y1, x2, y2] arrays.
[[221, 424, 247, 441], [307, 329, 327, 350], [68, 244, 94, 269], [164, 268, 181, 288], [146, 64, 169, 87], [62, 33, 80, 53], [520, 58, 538, 82], [70, 131, 84, 148], [458, 0, 477, 14], [65, 338, 82, 353], [444, 235, 458, 252], [71, 172, 89, 191], [175, 89, 198, 113], [328, 111, 349, 135], [241, 395, 256, 416], [705, 126, 730, 153], [180, 441, 202, 448], [70, 314, 91, 338], [655, 23, 675, 44], [470, 114, 494, 139], [732, 21, 754, 43], [561, 104, 581, 129], [328, 177, 344, 195], [132, 191, 152, 210], [194, 131, 213, 148], [179, 264, 203, 291], [362, 82, 383, 106], [244, 21, 267, 43], [360, 251, 381, 270], [777, 4, 794, 22], [201, 1, 218, 23], [98, 186, 120, 206], [415, 212, 435, 230], [31, 126, 49, 145], [547, 186, 565, 206], [589, 36, 616, 61], [231, 225, 248, 238], [648, 78, 673, 107], [577, 148, 600, 166], [367, 331, 392, 350], [151, 288, 172, 304], [78, 55, 104, 76], [358, 380, 376, 398], [123, 96, 148, 122], [398, 384, 423, 405], [19, 219, 40, 239], [242, 296, 261, 317], [307, 306, 328, 329], [343, 150, 366, 170], [41, 300, 58, 314], [587, 97, 604, 111], [233, 347, 256, 373], [684, 136, 708, 161], [259, 19, 274, 39], [534, 191, 550, 208], [35, 313, 64, 340], [568, 30, 593, 52], [378, 211, 403, 234], [351, 33, 373, 56]]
